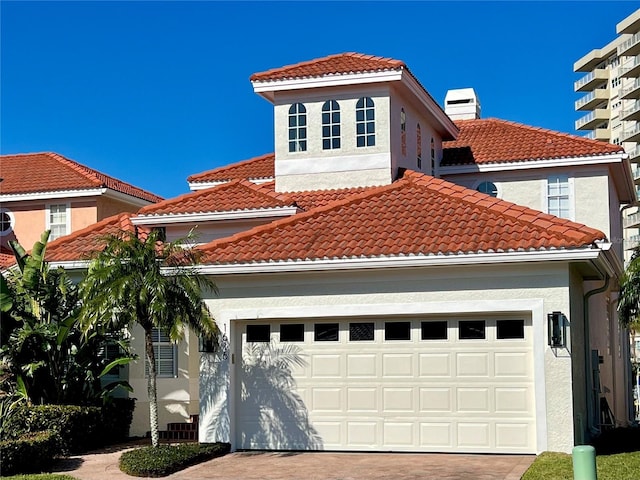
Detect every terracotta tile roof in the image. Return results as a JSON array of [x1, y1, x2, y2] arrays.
[[137, 179, 294, 216], [285, 186, 371, 210], [250, 53, 405, 82], [198, 170, 605, 265], [442, 119, 624, 166], [0, 152, 163, 202], [44, 213, 139, 263], [187, 153, 275, 184]]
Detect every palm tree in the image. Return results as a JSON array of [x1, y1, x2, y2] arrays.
[[79, 228, 218, 447], [619, 249, 640, 329]]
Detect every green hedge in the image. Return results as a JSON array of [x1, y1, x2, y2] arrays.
[[5, 400, 136, 455], [119, 443, 231, 477], [0, 430, 60, 476]]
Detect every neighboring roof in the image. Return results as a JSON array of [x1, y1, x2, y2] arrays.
[[187, 153, 275, 184], [198, 171, 605, 265], [0, 152, 163, 203], [250, 52, 405, 82], [442, 119, 624, 166], [137, 179, 294, 216], [44, 213, 139, 263]]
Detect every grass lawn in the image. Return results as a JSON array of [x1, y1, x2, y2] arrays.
[[0, 476, 78, 480], [522, 450, 640, 480]]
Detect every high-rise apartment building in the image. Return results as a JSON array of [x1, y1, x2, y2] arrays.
[[574, 8, 640, 420], [574, 9, 640, 255]]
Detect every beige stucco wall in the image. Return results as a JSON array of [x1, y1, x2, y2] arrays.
[[127, 324, 199, 437], [273, 85, 393, 192], [199, 262, 581, 453], [70, 200, 98, 232], [443, 167, 615, 240]]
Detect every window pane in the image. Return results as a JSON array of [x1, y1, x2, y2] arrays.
[[289, 129, 296, 140], [367, 135, 375, 146], [421, 321, 447, 340], [332, 138, 340, 149], [247, 324, 270, 342], [356, 98, 364, 108], [357, 123, 365, 134], [280, 324, 304, 342], [322, 112, 330, 123], [299, 115, 306, 127], [385, 321, 410, 340], [356, 110, 364, 122], [323, 139, 331, 150], [332, 112, 340, 123], [367, 123, 375, 134], [357, 137, 365, 147], [289, 116, 297, 127], [459, 320, 486, 340], [299, 127, 306, 139], [332, 125, 340, 136], [299, 140, 307, 151], [496, 320, 525, 339], [315, 323, 339, 341], [349, 322, 374, 341], [322, 101, 330, 111]]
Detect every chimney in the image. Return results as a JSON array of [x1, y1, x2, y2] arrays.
[[444, 88, 480, 120]]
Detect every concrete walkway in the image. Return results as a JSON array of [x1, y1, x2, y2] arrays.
[[52, 445, 535, 480]]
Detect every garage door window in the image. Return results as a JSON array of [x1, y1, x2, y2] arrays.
[[421, 321, 448, 340], [385, 321, 411, 340], [459, 320, 486, 340], [280, 324, 304, 342], [349, 322, 374, 341], [315, 323, 339, 341], [497, 320, 525, 339], [247, 324, 270, 342]]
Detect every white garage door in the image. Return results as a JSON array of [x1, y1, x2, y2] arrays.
[[236, 317, 535, 453]]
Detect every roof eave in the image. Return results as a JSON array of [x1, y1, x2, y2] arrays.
[[194, 246, 605, 275], [132, 206, 299, 225]]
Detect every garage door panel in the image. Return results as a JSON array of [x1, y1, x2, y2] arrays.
[[237, 317, 535, 453], [419, 353, 452, 377], [347, 354, 377, 377]]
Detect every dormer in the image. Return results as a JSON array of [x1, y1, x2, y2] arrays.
[[251, 53, 459, 192]]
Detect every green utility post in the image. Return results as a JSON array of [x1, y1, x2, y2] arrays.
[[572, 445, 597, 480]]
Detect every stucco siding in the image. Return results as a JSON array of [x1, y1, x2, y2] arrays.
[[199, 262, 578, 453]]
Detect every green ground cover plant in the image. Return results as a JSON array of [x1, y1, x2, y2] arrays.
[[522, 450, 640, 480], [118, 442, 230, 477]]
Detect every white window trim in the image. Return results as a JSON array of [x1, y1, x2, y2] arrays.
[[45, 202, 71, 240], [288, 103, 307, 153], [544, 175, 575, 221], [0, 207, 15, 237]]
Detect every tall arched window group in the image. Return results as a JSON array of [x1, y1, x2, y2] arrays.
[[289, 98, 376, 152]]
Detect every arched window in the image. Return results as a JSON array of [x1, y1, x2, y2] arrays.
[[430, 138, 435, 174], [322, 100, 341, 150], [0, 208, 14, 237], [477, 181, 498, 197], [416, 124, 422, 169], [400, 108, 407, 156], [356, 97, 375, 147], [288, 103, 307, 152]]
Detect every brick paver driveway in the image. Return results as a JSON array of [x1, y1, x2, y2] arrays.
[[54, 447, 535, 480]]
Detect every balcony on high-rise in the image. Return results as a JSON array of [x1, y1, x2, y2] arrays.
[[585, 128, 610, 141], [621, 55, 640, 78], [618, 31, 640, 58], [575, 109, 610, 130], [624, 233, 640, 250], [574, 69, 610, 92], [624, 210, 640, 229], [621, 78, 640, 99], [622, 122, 640, 143], [628, 145, 640, 163], [575, 89, 610, 110], [622, 100, 640, 121]]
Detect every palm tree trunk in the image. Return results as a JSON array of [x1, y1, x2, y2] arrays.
[[145, 329, 160, 448]]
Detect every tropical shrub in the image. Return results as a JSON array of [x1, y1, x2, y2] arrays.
[[0, 430, 60, 476], [119, 442, 230, 477]]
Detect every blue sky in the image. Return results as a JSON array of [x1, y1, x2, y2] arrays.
[[1, 1, 638, 199]]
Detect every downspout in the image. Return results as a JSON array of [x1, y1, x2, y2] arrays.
[[584, 273, 610, 438]]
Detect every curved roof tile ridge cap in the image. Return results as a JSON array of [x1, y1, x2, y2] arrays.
[[249, 52, 406, 81], [187, 153, 275, 182], [452, 118, 623, 153], [138, 178, 247, 214], [44, 152, 164, 202], [404, 170, 606, 242], [198, 179, 412, 255]]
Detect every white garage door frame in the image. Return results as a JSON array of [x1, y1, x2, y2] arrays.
[[221, 298, 548, 453]]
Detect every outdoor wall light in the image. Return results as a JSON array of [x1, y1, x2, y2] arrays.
[[548, 311, 566, 348]]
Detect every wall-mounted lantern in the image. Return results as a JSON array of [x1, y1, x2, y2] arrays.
[[548, 311, 566, 348]]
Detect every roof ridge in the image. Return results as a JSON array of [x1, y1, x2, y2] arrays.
[[250, 52, 405, 81], [199, 180, 408, 254], [188, 153, 275, 182], [138, 179, 245, 214], [404, 170, 605, 241], [458, 118, 624, 152]]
